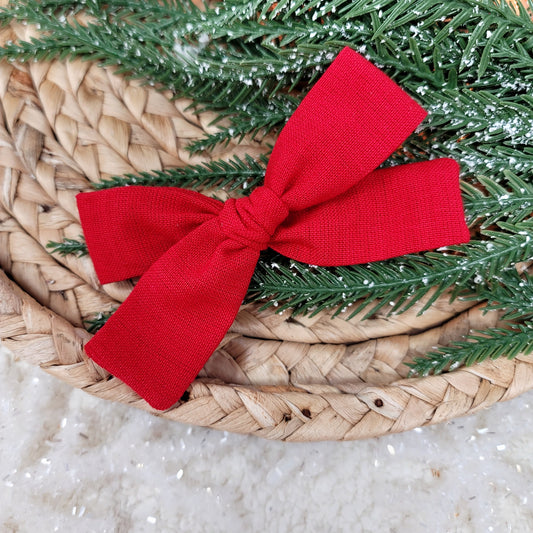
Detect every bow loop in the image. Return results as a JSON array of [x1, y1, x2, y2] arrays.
[[218, 186, 289, 251]]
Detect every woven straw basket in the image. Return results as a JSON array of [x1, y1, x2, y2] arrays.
[[1, 17, 533, 442]]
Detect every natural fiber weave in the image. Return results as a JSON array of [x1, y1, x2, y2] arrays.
[[1, 19, 532, 440]]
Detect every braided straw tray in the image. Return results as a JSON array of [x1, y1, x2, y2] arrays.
[[1, 20, 532, 441]]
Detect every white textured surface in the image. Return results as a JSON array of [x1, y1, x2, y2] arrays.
[[1, 343, 533, 533]]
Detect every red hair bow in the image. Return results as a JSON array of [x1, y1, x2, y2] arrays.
[[77, 48, 470, 410]]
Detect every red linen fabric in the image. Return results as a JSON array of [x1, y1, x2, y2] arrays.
[[77, 47, 470, 410]]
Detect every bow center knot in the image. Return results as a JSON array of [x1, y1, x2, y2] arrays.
[[219, 186, 289, 251]]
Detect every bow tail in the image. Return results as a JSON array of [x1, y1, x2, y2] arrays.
[[83, 217, 260, 410], [77, 186, 223, 284], [270, 159, 470, 265], [264, 47, 428, 210]]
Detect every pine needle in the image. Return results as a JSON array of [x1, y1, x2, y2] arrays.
[[46, 236, 88, 257]]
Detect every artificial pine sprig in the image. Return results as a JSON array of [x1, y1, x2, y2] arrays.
[[249, 220, 533, 318], [407, 321, 533, 376], [462, 171, 533, 227], [46, 236, 88, 257], [1, 0, 532, 177], [95, 154, 268, 194], [477, 270, 533, 321], [408, 268, 533, 375], [185, 98, 297, 154]]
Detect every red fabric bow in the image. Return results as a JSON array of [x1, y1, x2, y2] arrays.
[[77, 47, 470, 410]]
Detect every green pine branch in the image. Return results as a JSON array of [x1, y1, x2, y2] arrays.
[[185, 99, 296, 154], [407, 321, 533, 376], [462, 171, 533, 227], [408, 267, 533, 375], [46, 236, 88, 257], [95, 154, 267, 193], [466, 269, 533, 321], [248, 220, 533, 318], [1, 0, 532, 175]]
